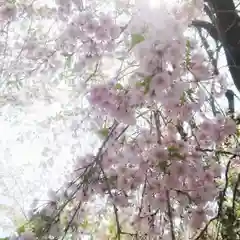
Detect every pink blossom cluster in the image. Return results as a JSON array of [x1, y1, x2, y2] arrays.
[[58, 11, 121, 58], [0, 2, 123, 99], [69, 120, 235, 234], [20, 51, 236, 240], [0, 2, 16, 21], [88, 84, 136, 125], [87, 25, 221, 129], [20, 11, 121, 69], [81, 13, 237, 237]]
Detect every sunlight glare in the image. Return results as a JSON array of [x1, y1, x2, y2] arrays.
[[149, 0, 175, 8]]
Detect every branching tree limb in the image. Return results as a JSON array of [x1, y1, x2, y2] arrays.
[[191, 20, 219, 41], [192, 0, 240, 93]]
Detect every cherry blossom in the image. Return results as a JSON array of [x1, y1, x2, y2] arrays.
[[2, 0, 239, 239]]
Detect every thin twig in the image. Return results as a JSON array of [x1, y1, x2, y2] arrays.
[[154, 110, 161, 144], [194, 158, 232, 240], [166, 190, 175, 240], [232, 173, 240, 213], [61, 202, 82, 240]]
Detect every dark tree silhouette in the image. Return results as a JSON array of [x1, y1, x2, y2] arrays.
[[192, 0, 240, 93], [226, 89, 235, 115]]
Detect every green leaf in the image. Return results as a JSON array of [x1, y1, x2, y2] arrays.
[[130, 34, 145, 49], [143, 76, 151, 94], [97, 127, 109, 138], [80, 219, 89, 230], [185, 39, 191, 68], [135, 76, 152, 94], [168, 146, 179, 153], [236, 126, 240, 137], [180, 93, 186, 104], [108, 221, 117, 236], [115, 83, 123, 90], [17, 224, 25, 234]]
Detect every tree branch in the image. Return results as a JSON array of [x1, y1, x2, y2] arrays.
[[191, 20, 219, 41]]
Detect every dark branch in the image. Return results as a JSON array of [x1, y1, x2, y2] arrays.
[[225, 89, 235, 115], [191, 20, 219, 41], [192, 0, 240, 93]]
